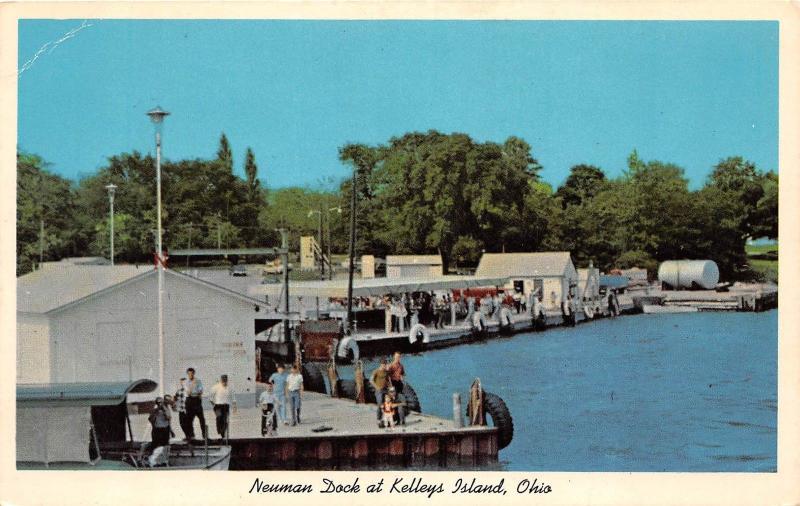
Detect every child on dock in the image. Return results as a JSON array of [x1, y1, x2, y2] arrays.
[[259, 384, 278, 436]]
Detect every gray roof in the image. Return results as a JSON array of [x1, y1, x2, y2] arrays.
[[386, 255, 442, 266], [475, 252, 575, 278], [17, 379, 157, 406], [18, 264, 270, 315], [18, 265, 148, 314]]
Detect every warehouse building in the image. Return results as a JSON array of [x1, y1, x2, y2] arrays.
[[385, 255, 443, 279], [474, 252, 578, 311], [17, 261, 272, 404]]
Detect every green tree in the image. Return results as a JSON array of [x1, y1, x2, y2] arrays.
[[751, 171, 778, 240], [17, 152, 77, 274], [244, 147, 260, 202], [217, 133, 233, 173], [555, 164, 607, 208]]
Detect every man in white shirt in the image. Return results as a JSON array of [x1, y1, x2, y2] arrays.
[[286, 365, 304, 426], [209, 374, 237, 438]]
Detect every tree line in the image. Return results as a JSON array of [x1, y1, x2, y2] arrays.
[[17, 130, 777, 281]]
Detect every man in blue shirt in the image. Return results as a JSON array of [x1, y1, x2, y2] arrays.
[[268, 363, 288, 426]]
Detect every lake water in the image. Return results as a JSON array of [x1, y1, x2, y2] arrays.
[[355, 310, 777, 471]]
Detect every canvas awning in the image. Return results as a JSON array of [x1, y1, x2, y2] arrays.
[[17, 379, 157, 407], [16, 379, 157, 465], [249, 275, 509, 299]]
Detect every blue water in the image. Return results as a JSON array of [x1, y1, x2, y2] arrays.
[[355, 311, 778, 471]]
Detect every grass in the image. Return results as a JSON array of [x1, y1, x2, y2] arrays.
[[746, 242, 778, 283]]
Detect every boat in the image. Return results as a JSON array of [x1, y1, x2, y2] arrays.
[[642, 304, 699, 314], [16, 379, 231, 470]]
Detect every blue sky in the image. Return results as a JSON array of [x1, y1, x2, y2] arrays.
[[17, 20, 778, 190]]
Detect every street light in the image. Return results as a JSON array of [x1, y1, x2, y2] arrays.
[[147, 105, 170, 396], [327, 206, 342, 280], [105, 184, 117, 266]]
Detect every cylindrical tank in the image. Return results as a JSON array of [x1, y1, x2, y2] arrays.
[[658, 260, 719, 290]]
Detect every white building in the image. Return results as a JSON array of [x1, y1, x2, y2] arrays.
[[385, 255, 443, 279], [17, 263, 271, 404], [474, 252, 578, 311]]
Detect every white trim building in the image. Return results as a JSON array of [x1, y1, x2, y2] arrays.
[[475, 252, 579, 311], [17, 263, 271, 404], [385, 255, 443, 279]]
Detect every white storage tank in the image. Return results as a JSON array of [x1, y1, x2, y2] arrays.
[[658, 260, 719, 290]]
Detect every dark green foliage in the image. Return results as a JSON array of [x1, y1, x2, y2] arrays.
[[16, 132, 779, 283], [17, 152, 78, 274]]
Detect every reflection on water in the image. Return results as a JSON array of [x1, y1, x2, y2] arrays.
[[350, 310, 777, 471]]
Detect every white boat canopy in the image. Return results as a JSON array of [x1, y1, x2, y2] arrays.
[[249, 275, 510, 299], [16, 380, 157, 466]]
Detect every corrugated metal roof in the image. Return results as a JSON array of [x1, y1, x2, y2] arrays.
[[475, 252, 574, 278], [17, 265, 148, 314], [385, 255, 442, 266], [17, 379, 157, 406]]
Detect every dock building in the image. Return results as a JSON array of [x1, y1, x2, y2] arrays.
[[17, 260, 275, 404], [474, 252, 578, 312], [385, 255, 443, 279]]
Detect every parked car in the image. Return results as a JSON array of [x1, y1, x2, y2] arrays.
[[229, 264, 247, 276]]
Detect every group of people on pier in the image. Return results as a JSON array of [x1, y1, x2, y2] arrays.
[[258, 363, 305, 435], [369, 352, 409, 429], [149, 367, 239, 448]]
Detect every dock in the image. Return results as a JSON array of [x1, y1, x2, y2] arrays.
[[128, 392, 498, 470]]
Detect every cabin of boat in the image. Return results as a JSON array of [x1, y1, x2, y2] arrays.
[[16, 379, 231, 470]]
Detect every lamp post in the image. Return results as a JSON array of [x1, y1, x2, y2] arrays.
[[147, 106, 170, 396], [346, 166, 357, 333], [327, 206, 341, 280], [105, 184, 117, 265]]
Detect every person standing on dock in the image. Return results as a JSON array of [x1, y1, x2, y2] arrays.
[[466, 295, 475, 323], [184, 367, 207, 440], [210, 374, 237, 438], [173, 377, 190, 441], [149, 396, 172, 449], [383, 296, 392, 334], [286, 364, 304, 425], [370, 358, 390, 423], [269, 364, 289, 425], [387, 351, 406, 394]]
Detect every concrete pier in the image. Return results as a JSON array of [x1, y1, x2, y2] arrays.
[[129, 392, 498, 470]]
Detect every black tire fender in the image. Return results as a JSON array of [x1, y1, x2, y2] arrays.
[[401, 382, 421, 414], [336, 379, 357, 400], [302, 363, 327, 394], [468, 390, 514, 450]]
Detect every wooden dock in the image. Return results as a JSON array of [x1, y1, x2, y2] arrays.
[[129, 392, 498, 470]]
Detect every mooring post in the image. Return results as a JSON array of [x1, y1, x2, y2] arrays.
[[453, 393, 463, 428]]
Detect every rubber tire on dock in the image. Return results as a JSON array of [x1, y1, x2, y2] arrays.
[[470, 391, 514, 450], [336, 379, 357, 400], [302, 363, 327, 394], [401, 382, 421, 414]]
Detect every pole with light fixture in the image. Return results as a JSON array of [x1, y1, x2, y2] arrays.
[[105, 184, 117, 265], [147, 106, 170, 396]]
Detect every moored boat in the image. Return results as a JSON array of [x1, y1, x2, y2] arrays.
[[16, 379, 231, 470]]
